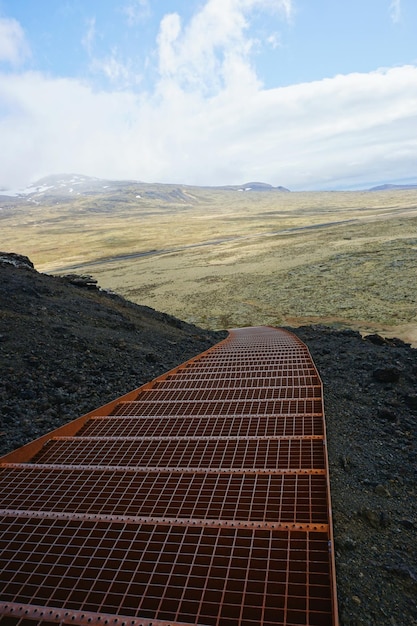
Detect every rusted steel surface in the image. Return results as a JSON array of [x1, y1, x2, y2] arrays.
[[0, 326, 338, 626]]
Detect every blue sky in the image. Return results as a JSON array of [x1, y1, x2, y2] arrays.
[[0, 0, 416, 190]]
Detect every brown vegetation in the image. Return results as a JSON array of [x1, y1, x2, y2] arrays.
[[1, 185, 416, 342]]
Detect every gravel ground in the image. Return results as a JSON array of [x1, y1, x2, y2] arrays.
[[291, 325, 417, 625], [1, 253, 416, 625]]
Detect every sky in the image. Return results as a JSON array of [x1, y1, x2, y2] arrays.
[[0, 0, 417, 191]]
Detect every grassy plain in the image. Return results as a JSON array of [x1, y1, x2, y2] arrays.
[[2, 185, 416, 343]]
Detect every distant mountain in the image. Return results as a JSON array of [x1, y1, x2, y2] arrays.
[[18, 174, 142, 197], [0, 174, 290, 202], [241, 182, 290, 192], [218, 182, 290, 192], [1, 174, 207, 206], [368, 183, 417, 191]]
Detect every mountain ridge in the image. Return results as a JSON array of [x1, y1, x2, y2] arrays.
[[368, 183, 417, 191], [3, 173, 417, 198], [1, 174, 291, 200]]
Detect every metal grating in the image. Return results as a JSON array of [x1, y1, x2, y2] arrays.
[[110, 398, 323, 417], [77, 415, 325, 438], [0, 519, 332, 626], [0, 467, 328, 525], [30, 437, 326, 469], [134, 387, 322, 401], [151, 376, 321, 389], [0, 326, 338, 625]]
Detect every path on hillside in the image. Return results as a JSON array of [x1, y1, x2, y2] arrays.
[[0, 326, 338, 626]]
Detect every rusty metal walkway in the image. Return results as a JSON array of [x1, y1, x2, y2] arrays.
[[0, 326, 338, 626]]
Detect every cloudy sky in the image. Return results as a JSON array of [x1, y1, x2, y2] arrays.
[[1, 0, 416, 191]]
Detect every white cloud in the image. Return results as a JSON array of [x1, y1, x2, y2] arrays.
[[82, 17, 96, 56], [82, 18, 140, 88], [0, 17, 30, 66], [155, 0, 293, 94], [266, 33, 282, 49], [389, 0, 401, 23], [0, 3, 416, 192], [90, 49, 140, 87], [1, 64, 416, 191], [122, 0, 151, 26]]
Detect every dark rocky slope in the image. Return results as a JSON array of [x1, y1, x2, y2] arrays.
[[0, 253, 226, 453], [291, 326, 416, 626], [0, 253, 416, 625]]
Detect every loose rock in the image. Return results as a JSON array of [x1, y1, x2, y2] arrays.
[[373, 367, 401, 382]]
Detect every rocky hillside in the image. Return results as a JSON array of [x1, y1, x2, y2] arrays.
[[0, 252, 226, 453], [0, 253, 416, 625], [292, 325, 416, 625]]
